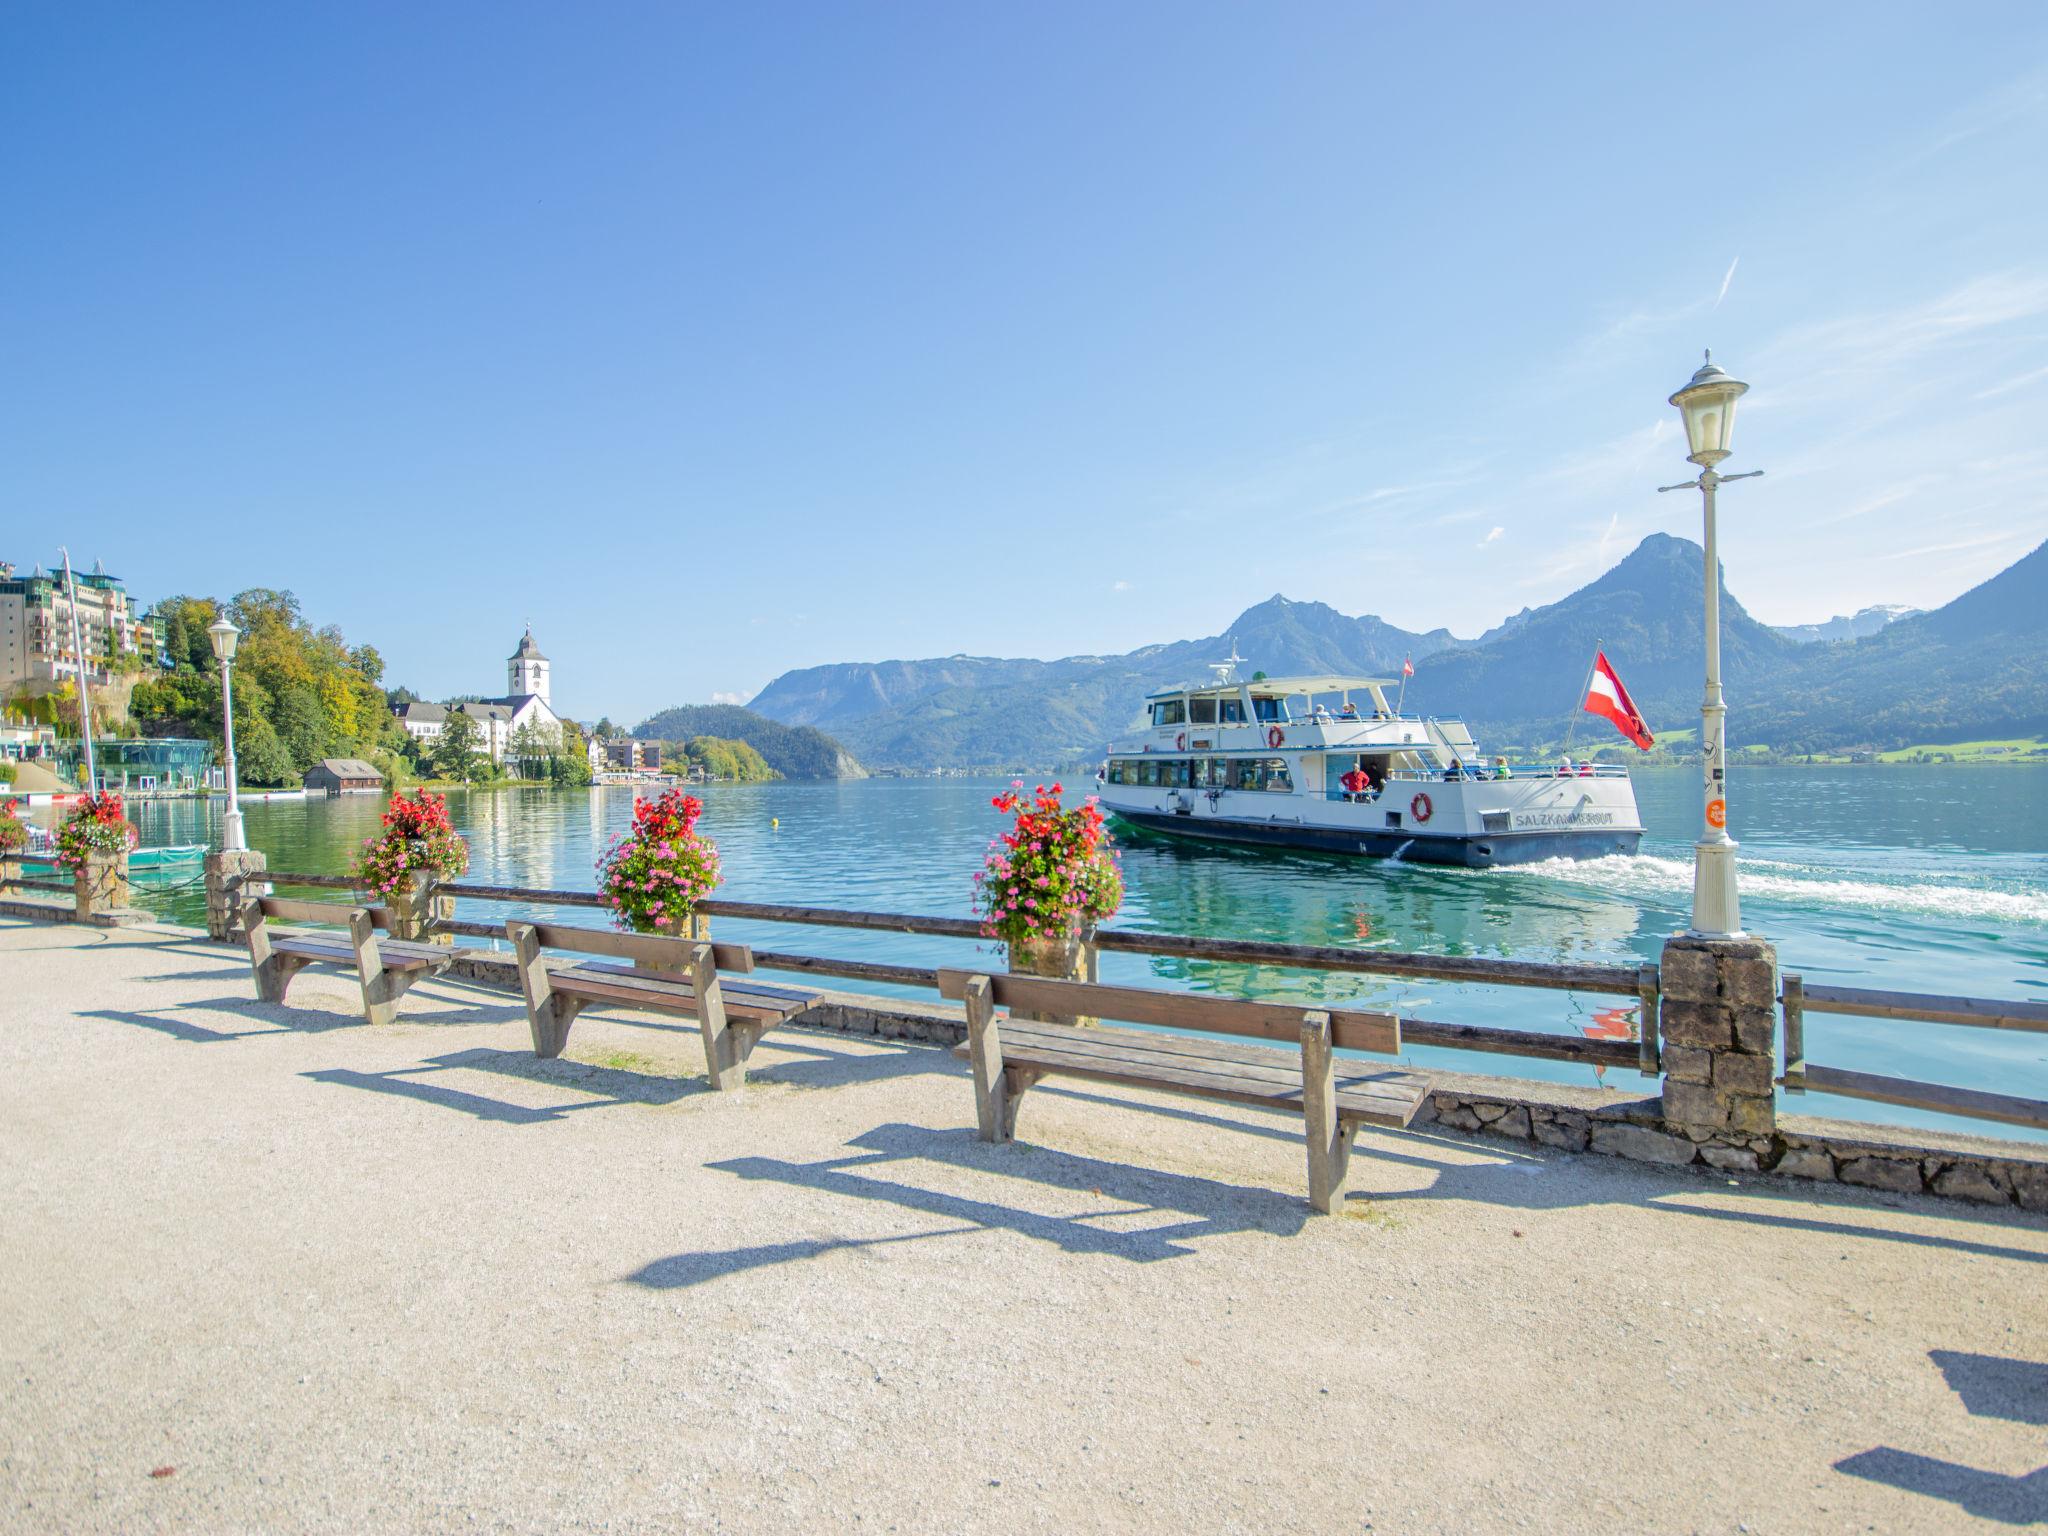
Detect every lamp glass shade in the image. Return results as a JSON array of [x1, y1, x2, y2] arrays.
[[207, 617, 240, 662], [1669, 357, 1748, 467]]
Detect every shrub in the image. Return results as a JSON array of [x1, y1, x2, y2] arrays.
[[54, 791, 138, 871], [0, 799, 26, 856], [598, 789, 721, 933], [972, 781, 1122, 947], [353, 789, 470, 896]]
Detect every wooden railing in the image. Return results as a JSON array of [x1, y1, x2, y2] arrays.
[[1780, 973, 2048, 1132], [9, 849, 74, 894], [262, 871, 1662, 1073]]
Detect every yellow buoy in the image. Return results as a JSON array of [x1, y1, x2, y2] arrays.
[[771, 817, 780, 828]]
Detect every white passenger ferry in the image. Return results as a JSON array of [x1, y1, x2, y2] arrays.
[[1096, 657, 1642, 867]]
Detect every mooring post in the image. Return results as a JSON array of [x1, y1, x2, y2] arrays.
[[205, 847, 269, 942], [1658, 933, 1779, 1167]]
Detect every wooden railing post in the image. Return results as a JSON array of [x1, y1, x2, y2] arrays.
[[1780, 972, 1806, 1094]]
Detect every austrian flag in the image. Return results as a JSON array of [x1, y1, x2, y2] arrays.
[[1583, 651, 1654, 751]]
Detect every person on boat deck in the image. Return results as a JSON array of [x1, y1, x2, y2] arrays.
[[1339, 766, 1367, 801], [1340, 700, 1360, 719], [1365, 761, 1386, 794], [1578, 758, 1596, 777], [1494, 756, 1513, 780], [1444, 758, 1465, 781], [1557, 756, 1575, 777], [1313, 703, 1333, 722]]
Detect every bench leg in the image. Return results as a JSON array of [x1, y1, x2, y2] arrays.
[[1302, 1010, 1356, 1215], [533, 997, 585, 1059], [1002, 1067, 1044, 1140], [962, 976, 1013, 1142], [690, 945, 750, 1091], [256, 952, 313, 1005], [362, 966, 442, 1028], [510, 920, 584, 1058]]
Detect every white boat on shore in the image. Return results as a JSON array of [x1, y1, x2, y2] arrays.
[[1095, 657, 1643, 868]]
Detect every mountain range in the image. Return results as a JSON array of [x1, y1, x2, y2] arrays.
[[1771, 605, 1921, 645], [744, 534, 2048, 769]]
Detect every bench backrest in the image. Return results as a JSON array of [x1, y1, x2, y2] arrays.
[[935, 968, 1400, 1056], [254, 895, 397, 931], [506, 919, 754, 974]]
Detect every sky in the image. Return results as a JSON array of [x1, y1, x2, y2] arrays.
[[4, 4, 2046, 722]]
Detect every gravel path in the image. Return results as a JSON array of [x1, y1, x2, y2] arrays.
[[2, 919, 2044, 1534]]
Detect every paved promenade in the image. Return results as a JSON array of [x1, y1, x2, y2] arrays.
[[2, 919, 2044, 1533]]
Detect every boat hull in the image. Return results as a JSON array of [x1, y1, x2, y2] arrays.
[[1108, 806, 1640, 867]]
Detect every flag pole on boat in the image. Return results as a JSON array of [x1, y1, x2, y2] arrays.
[[1396, 653, 1414, 716], [58, 548, 99, 795], [1560, 639, 1601, 760]]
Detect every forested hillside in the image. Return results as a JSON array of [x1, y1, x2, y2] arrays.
[[634, 703, 865, 780]]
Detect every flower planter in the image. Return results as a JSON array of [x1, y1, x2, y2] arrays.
[[387, 880, 453, 945], [74, 850, 129, 920], [1007, 932, 1098, 1026]]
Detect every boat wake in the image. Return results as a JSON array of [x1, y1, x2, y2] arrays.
[[1500, 852, 2048, 926]]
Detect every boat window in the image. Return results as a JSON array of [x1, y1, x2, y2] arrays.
[[1253, 696, 1285, 722], [1137, 759, 1159, 787], [1152, 699, 1186, 727], [1219, 698, 1246, 724], [1189, 698, 1217, 724], [1106, 759, 1128, 785], [1260, 757, 1294, 792], [1228, 757, 1260, 791]]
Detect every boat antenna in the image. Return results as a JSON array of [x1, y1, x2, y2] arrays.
[[1207, 637, 1244, 686], [58, 548, 98, 794]]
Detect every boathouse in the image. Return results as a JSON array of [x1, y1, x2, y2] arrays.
[[303, 758, 383, 796]]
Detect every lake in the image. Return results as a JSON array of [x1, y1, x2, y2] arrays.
[[89, 764, 2048, 1143]]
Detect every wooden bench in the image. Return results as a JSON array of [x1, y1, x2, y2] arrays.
[[935, 969, 1431, 1215], [505, 920, 818, 1090], [242, 895, 455, 1026]]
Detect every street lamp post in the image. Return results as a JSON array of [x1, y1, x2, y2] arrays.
[[207, 618, 246, 853], [1659, 352, 1763, 939]]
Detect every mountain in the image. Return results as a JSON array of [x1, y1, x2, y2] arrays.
[[742, 535, 2048, 767], [1772, 604, 1921, 645], [748, 596, 1461, 769], [632, 704, 867, 780], [1737, 538, 2048, 752]]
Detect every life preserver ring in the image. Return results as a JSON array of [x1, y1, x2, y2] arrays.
[[1410, 792, 1434, 823], [1176, 732, 1186, 751], [1267, 726, 1285, 749]]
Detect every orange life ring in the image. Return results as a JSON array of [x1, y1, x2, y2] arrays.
[[1176, 732, 1186, 751], [1410, 792, 1434, 823], [1267, 726, 1285, 749]]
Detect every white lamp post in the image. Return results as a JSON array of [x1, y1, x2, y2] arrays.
[[207, 617, 246, 853], [1659, 352, 1763, 938]]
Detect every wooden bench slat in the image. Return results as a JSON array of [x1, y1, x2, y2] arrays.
[[936, 968, 1399, 1055], [518, 921, 755, 974], [573, 960, 816, 1007], [951, 1024, 1429, 1126], [547, 967, 812, 1025], [268, 934, 442, 974]]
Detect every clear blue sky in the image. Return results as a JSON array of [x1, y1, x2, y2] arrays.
[[5, 4, 2045, 722]]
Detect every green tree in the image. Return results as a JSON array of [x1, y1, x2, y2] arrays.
[[554, 720, 593, 787], [434, 709, 483, 782]]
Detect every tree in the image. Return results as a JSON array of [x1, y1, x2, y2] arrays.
[[508, 718, 560, 780], [554, 720, 593, 787], [593, 717, 616, 740], [434, 709, 483, 782]]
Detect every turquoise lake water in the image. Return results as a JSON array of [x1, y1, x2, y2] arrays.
[[76, 764, 2048, 1143]]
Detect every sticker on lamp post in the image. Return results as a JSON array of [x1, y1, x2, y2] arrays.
[[1706, 799, 1727, 830]]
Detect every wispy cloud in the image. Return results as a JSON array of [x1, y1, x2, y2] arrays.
[[1111, 579, 1131, 592], [1880, 530, 2034, 561], [1974, 363, 2048, 400], [1713, 256, 1740, 309], [1478, 526, 1504, 548], [709, 690, 748, 705]]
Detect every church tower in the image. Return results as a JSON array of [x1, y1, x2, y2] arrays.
[[508, 627, 550, 706]]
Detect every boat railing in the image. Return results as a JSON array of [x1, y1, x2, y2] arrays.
[[236, 862, 2046, 1138]]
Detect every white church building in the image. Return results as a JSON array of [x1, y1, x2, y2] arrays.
[[399, 629, 565, 765]]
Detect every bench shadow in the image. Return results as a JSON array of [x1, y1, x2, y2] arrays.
[[703, 1120, 1307, 1267], [747, 1035, 953, 1091], [1931, 1350, 2048, 1425], [80, 1000, 342, 1040], [303, 1046, 714, 1124], [628, 1226, 984, 1290], [1834, 1449, 2045, 1525]]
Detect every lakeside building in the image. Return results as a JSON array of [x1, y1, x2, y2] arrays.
[[397, 628, 564, 766], [603, 738, 663, 775], [0, 558, 159, 701], [304, 758, 383, 795]]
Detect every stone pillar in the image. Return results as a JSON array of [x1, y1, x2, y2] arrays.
[[204, 848, 270, 942], [74, 851, 129, 920], [0, 855, 19, 895], [388, 876, 452, 944], [1659, 934, 1779, 1164], [1008, 933, 1096, 1026]]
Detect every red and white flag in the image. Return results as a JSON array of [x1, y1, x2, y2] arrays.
[[1583, 651, 1654, 750], [1401, 655, 1414, 678]]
